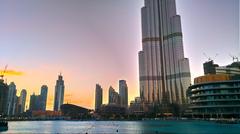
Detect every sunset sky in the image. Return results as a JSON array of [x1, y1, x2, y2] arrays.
[[0, 0, 239, 110]]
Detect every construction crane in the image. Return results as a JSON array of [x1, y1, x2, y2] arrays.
[[0, 65, 8, 80], [203, 53, 218, 61], [229, 54, 239, 62]]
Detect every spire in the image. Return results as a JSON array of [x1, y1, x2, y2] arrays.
[[58, 72, 63, 80]]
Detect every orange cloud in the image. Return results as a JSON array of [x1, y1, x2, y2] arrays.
[[0, 70, 24, 76]]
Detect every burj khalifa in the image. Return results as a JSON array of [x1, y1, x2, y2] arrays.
[[138, 0, 191, 107]]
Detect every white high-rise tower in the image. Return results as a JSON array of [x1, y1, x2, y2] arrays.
[[7, 82, 17, 115], [54, 74, 65, 111]]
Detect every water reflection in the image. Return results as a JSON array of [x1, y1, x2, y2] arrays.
[[3, 120, 240, 134]]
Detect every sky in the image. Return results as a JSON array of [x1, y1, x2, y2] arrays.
[[0, 0, 239, 110]]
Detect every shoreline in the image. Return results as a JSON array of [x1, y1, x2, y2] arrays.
[[3, 117, 240, 124]]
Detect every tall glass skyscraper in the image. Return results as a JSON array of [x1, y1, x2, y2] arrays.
[[138, 0, 191, 106], [29, 93, 40, 111], [40, 85, 48, 111], [119, 80, 128, 108], [95, 84, 103, 111], [28, 85, 47, 112], [54, 74, 65, 111], [108, 86, 120, 105], [19, 89, 27, 113], [7, 82, 17, 115]]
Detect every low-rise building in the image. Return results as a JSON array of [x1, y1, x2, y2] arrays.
[[129, 97, 144, 115], [99, 104, 126, 119], [188, 61, 240, 118], [60, 104, 91, 119]]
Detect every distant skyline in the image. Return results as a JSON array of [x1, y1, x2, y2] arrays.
[[0, 0, 239, 110]]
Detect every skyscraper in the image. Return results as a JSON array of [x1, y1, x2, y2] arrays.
[[108, 86, 120, 105], [19, 89, 27, 113], [7, 82, 17, 115], [119, 80, 128, 108], [15, 96, 21, 114], [0, 80, 8, 116], [138, 0, 191, 107], [40, 85, 48, 111], [54, 74, 65, 111], [29, 85, 48, 112], [29, 93, 40, 111], [95, 84, 103, 111]]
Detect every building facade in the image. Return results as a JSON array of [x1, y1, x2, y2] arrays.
[[29, 93, 41, 111], [7, 82, 17, 116], [203, 60, 219, 75], [15, 96, 22, 115], [19, 89, 27, 113], [0, 80, 8, 116], [40, 85, 48, 111], [95, 84, 103, 111], [29, 85, 48, 112], [129, 97, 144, 114], [119, 80, 128, 108], [188, 61, 240, 118], [138, 0, 191, 108], [54, 74, 65, 111], [203, 60, 240, 76], [99, 104, 126, 118], [108, 86, 120, 105]]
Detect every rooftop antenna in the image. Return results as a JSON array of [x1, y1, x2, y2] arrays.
[[59, 71, 62, 76]]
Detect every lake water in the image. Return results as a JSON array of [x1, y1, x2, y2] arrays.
[[2, 120, 240, 133]]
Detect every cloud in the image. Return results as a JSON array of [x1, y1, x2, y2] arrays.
[[0, 70, 24, 76]]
